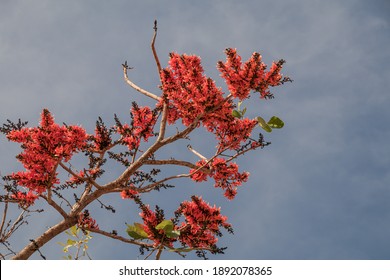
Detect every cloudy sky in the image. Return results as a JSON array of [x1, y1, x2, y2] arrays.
[[1, 0, 389, 260]]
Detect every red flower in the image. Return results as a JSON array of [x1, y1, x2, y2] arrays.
[[189, 160, 209, 182], [6, 109, 88, 198], [211, 158, 249, 200], [190, 158, 249, 200], [160, 52, 259, 150], [120, 188, 138, 199], [176, 196, 232, 248], [160, 53, 227, 126], [131, 105, 156, 141], [138, 204, 161, 245], [77, 210, 99, 230], [11, 191, 38, 207], [218, 48, 285, 99]]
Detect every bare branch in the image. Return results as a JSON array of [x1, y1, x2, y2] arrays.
[[151, 20, 162, 74], [87, 227, 153, 248], [0, 200, 8, 236], [155, 242, 164, 260], [12, 216, 78, 259], [122, 62, 160, 101], [46, 160, 60, 207], [1, 208, 28, 244], [138, 173, 188, 193], [157, 101, 168, 141], [143, 159, 211, 174], [40, 194, 68, 219], [187, 145, 207, 160], [59, 162, 103, 190]]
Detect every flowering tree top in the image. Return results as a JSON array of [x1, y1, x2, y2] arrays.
[[0, 21, 291, 260]]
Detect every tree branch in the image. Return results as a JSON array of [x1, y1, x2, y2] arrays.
[[59, 162, 103, 190], [87, 227, 153, 248], [138, 173, 188, 193], [40, 194, 68, 219], [143, 159, 211, 174], [187, 145, 207, 160], [151, 20, 162, 74], [0, 200, 9, 237], [122, 62, 160, 101], [12, 216, 78, 259]]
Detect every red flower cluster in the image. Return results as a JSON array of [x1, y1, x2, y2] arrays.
[[93, 121, 112, 151], [135, 196, 231, 251], [120, 187, 139, 199], [217, 48, 285, 99], [211, 158, 249, 200], [6, 109, 88, 205], [190, 158, 249, 200], [131, 105, 156, 142], [207, 116, 258, 151], [176, 196, 232, 249], [189, 160, 209, 182], [77, 210, 99, 230], [115, 104, 157, 151], [116, 123, 140, 151], [11, 191, 38, 207], [160, 52, 260, 151], [138, 204, 162, 246], [160, 53, 228, 126]]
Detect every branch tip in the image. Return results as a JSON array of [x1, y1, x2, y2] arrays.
[[122, 61, 133, 70]]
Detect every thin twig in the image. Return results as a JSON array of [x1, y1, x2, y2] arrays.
[[0, 199, 8, 236], [46, 160, 60, 204], [144, 248, 157, 260], [151, 20, 162, 74], [87, 227, 153, 248], [1, 209, 28, 242], [143, 159, 211, 174], [155, 242, 164, 260], [59, 162, 103, 190], [138, 174, 188, 193], [151, 20, 168, 141], [187, 145, 207, 160], [40, 194, 68, 219], [122, 62, 160, 101]]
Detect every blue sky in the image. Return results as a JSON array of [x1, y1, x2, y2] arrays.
[[1, 0, 389, 259]]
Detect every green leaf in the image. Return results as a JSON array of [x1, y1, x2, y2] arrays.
[[242, 107, 247, 116], [267, 116, 284, 129], [70, 225, 78, 237], [67, 239, 76, 246], [257, 117, 272, 133], [126, 223, 149, 240], [155, 220, 174, 232], [237, 101, 243, 111], [166, 230, 180, 239], [232, 110, 242, 118], [63, 245, 72, 253]]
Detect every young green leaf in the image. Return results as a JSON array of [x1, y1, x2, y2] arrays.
[[237, 101, 243, 111], [67, 239, 76, 246], [166, 230, 180, 239], [232, 110, 242, 118], [70, 225, 78, 237], [155, 219, 174, 233], [257, 116, 272, 133], [63, 245, 72, 253], [267, 116, 284, 129], [242, 107, 247, 116], [126, 223, 149, 240]]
